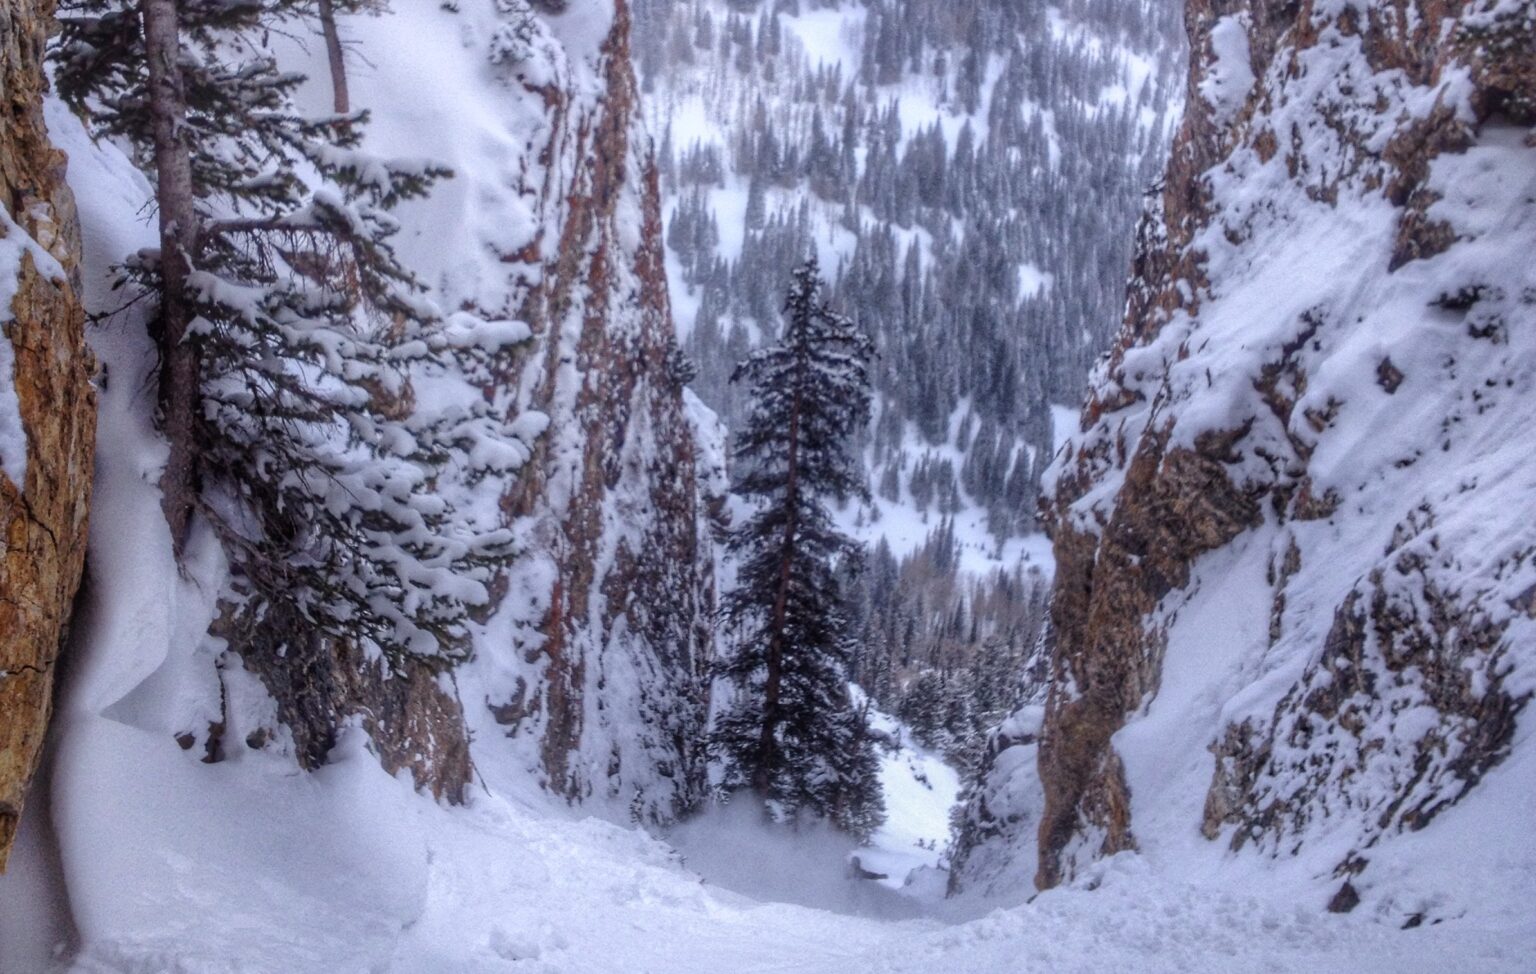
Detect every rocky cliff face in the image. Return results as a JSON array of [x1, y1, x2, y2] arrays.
[[0, 0, 95, 870], [952, 0, 1536, 913], [487, 0, 716, 822]]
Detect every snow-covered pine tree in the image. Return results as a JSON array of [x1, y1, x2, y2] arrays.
[[712, 257, 884, 838], [53, 0, 536, 669]]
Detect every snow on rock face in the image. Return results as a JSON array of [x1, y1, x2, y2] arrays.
[[1198, 14, 1254, 125], [453, 0, 716, 823], [953, 0, 1536, 917], [0, 0, 95, 871]]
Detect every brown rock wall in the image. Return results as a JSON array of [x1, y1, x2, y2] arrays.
[[1034, 0, 1535, 889], [0, 0, 96, 869]]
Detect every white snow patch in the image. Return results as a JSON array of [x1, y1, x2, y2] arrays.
[[1199, 15, 1256, 124]]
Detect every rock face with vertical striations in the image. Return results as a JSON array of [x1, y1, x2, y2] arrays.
[[0, 0, 95, 870], [487, 0, 716, 823], [951, 0, 1536, 914]]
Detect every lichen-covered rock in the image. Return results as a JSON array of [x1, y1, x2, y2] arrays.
[[952, 0, 1536, 908], [0, 0, 95, 870]]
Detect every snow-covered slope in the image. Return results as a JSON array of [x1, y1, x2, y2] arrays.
[[952, 0, 1536, 925], [858, 700, 961, 892], [14, 735, 1536, 970], [0, 2, 721, 967], [13, 626, 1530, 973]]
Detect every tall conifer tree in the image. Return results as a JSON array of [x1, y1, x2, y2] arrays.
[[713, 257, 884, 837]]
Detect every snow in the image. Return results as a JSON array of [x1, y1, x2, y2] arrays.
[[6, 2, 1533, 971], [856, 695, 962, 892], [1049, 402, 1080, 457], [1112, 533, 1275, 873], [18, 531, 1534, 974], [1016, 262, 1050, 298], [24, 751, 1536, 971], [0, 314, 24, 489], [1199, 16, 1256, 124], [1003, 0, 1536, 928], [780, 6, 867, 74]]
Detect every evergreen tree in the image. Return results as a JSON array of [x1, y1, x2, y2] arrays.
[[53, 0, 536, 669], [713, 257, 884, 837]]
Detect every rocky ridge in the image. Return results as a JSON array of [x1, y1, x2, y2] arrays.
[[952, 0, 1536, 911]]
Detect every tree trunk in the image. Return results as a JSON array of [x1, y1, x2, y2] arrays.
[[319, 0, 350, 115], [141, 0, 200, 556], [755, 356, 804, 795]]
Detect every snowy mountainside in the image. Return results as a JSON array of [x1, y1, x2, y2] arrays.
[[951, 0, 1536, 923], [633, 0, 1185, 561], [0, 4, 722, 965]]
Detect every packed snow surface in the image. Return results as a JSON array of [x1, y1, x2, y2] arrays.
[[32, 762, 1536, 973]]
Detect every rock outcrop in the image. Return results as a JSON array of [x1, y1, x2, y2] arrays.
[[0, 0, 95, 869], [953, 0, 1536, 910], [489, 0, 715, 822]]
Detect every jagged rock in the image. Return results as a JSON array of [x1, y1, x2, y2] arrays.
[[952, 0, 1536, 901], [495, 0, 714, 823], [0, 0, 95, 869], [1327, 880, 1360, 913]]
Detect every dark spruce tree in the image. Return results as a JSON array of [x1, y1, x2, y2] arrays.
[[713, 258, 884, 838], [53, 0, 538, 670]]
